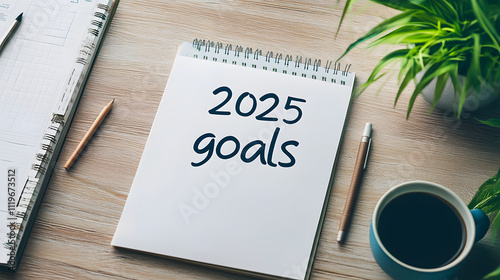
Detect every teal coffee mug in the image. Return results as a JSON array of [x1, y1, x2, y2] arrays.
[[370, 181, 490, 280]]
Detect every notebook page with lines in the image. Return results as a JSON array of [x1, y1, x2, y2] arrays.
[[0, 0, 118, 270]]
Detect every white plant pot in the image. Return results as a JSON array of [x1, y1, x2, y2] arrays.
[[420, 74, 499, 113]]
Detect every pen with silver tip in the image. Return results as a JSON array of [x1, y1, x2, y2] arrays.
[[337, 122, 372, 243], [0, 12, 23, 53]]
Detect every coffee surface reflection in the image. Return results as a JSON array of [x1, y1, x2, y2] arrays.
[[377, 192, 466, 269]]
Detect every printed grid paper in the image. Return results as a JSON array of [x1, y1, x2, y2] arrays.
[[0, 0, 102, 265]]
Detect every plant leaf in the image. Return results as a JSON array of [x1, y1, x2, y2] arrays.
[[492, 211, 500, 241], [357, 49, 410, 95], [469, 167, 500, 213], [335, 0, 353, 38], [471, 0, 500, 51], [483, 264, 500, 280], [335, 0, 425, 38], [478, 118, 500, 128], [337, 10, 416, 61], [407, 61, 457, 118], [395, 59, 420, 106], [475, 193, 500, 215], [448, 65, 465, 117], [369, 27, 446, 46], [430, 72, 449, 111], [367, 0, 425, 11], [459, 75, 471, 117]]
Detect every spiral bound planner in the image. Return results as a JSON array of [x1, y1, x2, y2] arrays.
[[0, 0, 119, 270], [112, 40, 355, 280]]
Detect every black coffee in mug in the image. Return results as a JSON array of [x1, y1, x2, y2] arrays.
[[377, 192, 466, 269]]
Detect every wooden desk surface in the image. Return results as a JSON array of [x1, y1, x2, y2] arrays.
[[3, 0, 500, 279]]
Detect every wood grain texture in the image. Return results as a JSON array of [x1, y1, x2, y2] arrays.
[[2, 0, 499, 279]]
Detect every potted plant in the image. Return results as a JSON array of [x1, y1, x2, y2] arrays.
[[336, 2, 500, 278], [336, 0, 500, 118]]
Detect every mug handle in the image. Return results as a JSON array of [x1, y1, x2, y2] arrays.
[[471, 209, 490, 243]]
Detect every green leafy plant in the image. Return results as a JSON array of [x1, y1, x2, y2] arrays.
[[469, 166, 500, 279], [479, 117, 500, 128], [337, 0, 500, 118], [469, 167, 500, 235]]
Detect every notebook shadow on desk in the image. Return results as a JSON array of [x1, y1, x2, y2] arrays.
[[111, 246, 255, 279]]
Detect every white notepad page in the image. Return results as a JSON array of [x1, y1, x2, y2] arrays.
[[0, 0, 101, 263], [112, 43, 354, 280]]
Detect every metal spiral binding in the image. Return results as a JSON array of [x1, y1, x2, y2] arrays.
[[77, 57, 87, 65], [244, 47, 252, 59], [88, 28, 99, 36], [204, 41, 215, 52], [94, 11, 106, 20], [265, 51, 273, 62], [294, 56, 302, 68], [214, 42, 222, 54], [97, 3, 110, 11], [313, 59, 321, 71], [15, 211, 26, 219], [284, 54, 292, 66], [31, 164, 46, 175], [275, 53, 282, 64], [52, 114, 65, 125], [43, 133, 56, 143], [91, 19, 104, 28], [303, 58, 311, 70], [234, 45, 243, 57], [324, 60, 333, 73], [40, 143, 53, 153], [36, 153, 49, 163], [253, 49, 262, 60], [224, 44, 231, 55], [191, 39, 353, 81], [47, 124, 61, 134], [80, 47, 93, 58], [343, 64, 351, 76]]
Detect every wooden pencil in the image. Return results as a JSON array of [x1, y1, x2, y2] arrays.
[[64, 99, 114, 170]]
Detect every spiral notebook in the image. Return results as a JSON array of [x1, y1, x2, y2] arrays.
[[0, 0, 118, 270], [112, 40, 355, 280]]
